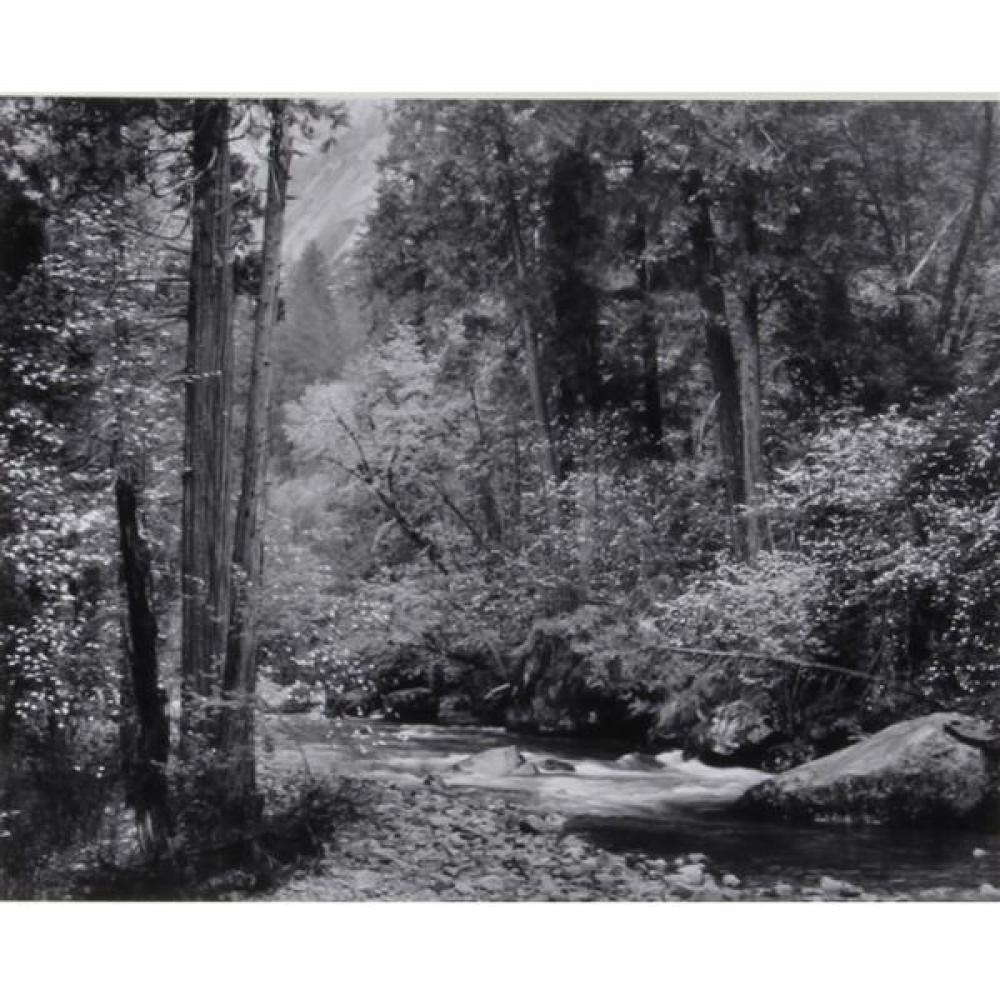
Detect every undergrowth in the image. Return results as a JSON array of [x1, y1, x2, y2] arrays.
[[2, 769, 360, 901]]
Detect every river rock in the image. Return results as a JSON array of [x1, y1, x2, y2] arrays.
[[450, 745, 526, 778], [326, 686, 379, 718], [277, 680, 321, 714], [473, 874, 506, 894], [690, 699, 784, 768], [613, 752, 664, 771], [383, 687, 438, 723], [537, 757, 576, 773], [519, 814, 547, 834], [513, 761, 541, 776], [819, 875, 862, 898], [674, 863, 706, 887], [737, 713, 996, 828]]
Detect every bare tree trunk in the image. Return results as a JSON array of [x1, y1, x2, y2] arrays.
[[736, 173, 767, 562], [470, 388, 503, 544], [493, 107, 559, 488], [685, 169, 747, 559], [107, 115, 170, 850], [181, 99, 235, 742], [937, 102, 995, 350], [631, 146, 664, 457], [115, 457, 171, 852], [219, 102, 292, 821]]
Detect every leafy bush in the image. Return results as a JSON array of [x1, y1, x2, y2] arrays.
[[768, 396, 1000, 717]]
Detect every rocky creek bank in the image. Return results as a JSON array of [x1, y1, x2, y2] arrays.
[[254, 774, 996, 902]]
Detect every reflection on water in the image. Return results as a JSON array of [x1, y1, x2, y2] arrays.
[[264, 715, 1000, 894]]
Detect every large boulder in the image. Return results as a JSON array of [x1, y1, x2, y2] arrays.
[[382, 687, 438, 723], [504, 615, 662, 739], [737, 713, 998, 828]]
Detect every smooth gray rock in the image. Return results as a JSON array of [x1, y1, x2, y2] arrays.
[[537, 757, 576, 773], [614, 752, 664, 772], [738, 713, 996, 828], [450, 745, 526, 778]]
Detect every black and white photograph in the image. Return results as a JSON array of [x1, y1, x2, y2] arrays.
[[2, 6, 1000, 994], [4, 91, 1000, 904]]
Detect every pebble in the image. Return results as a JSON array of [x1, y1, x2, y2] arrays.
[[256, 769, 987, 903], [674, 864, 706, 887], [519, 814, 547, 834], [689, 884, 724, 902], [474, 874, 506, 893], [819, 876, 862, 897]]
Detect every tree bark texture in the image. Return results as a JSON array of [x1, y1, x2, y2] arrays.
[[685, 170, 747, 559], [735, 171, 767, 562], [493, 109, 559, 487], [181, 99, 235, 735], [220, 101, 292, 817], [115, 463, 171, 851], [936, 102, 995, 350], [631, 147, 664, 456], [545, 147, 605, 433]]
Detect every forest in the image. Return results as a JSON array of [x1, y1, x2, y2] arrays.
[[2, 97, 1000, 901]]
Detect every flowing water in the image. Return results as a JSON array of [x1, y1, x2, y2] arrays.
[[264, 714, 1000, 895]]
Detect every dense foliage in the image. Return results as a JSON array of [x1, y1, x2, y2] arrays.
[[3, 97, 1000, 894], [269, 99, 1000, 749]]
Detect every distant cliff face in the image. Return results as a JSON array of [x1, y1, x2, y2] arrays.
[[282, 99, 391, 267]]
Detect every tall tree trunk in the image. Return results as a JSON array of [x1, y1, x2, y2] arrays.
[[736, 171, 767, 562], [107, 114, 170, 850], [631, 147, 664, 457], [685, 170, 747, 559], [181, 99, 235, 742], [219, 101, 292, 821], [937, 102, 995, 350], [545, 147, 605, 434], [493, 108, 559, 487], [115, 457, 171, 853], [470, 388, 503, 544]]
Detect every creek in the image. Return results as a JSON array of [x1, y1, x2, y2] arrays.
[[265, 714, 1000, 896]]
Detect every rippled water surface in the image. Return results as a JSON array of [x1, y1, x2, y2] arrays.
[[265, 715, 1000, 894]]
